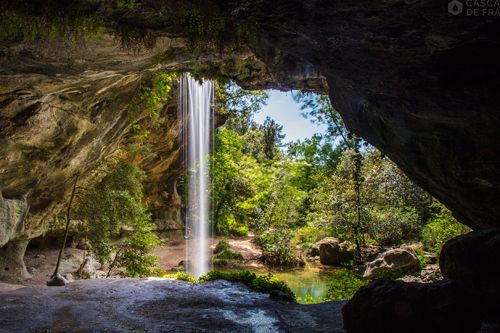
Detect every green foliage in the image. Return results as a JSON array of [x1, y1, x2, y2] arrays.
[[413, 246, 431, 268], [211, 128, 253, 235], [293, 224, 332, 249], [216, 214, 249, 237], [215, 81, 269, 135], [261, 117, 285, 160], [421, 201, 470, 254], [309, 147, 428, 249], [75, 157, 160, 277], [288, 134, 342, 186], [0, 5, 104, 43], [116, 0, 136, 10], [368, 206, 420, 246], [199, 270, 295, 299], [323, 269, 367, 301], [297, 292, 320, 304], [246, 160, 308, 266], [213, 240, 244, 260], [184, 2, 258, 53], [128, 73, 176, 132], [163, 271, 197, 283]]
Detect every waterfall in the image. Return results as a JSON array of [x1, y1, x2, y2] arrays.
[[179, 73, 214, 278]]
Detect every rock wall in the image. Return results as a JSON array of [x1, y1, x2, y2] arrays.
[[0, 1, 498, 329]]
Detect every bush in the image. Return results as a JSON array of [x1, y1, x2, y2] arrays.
[[368, 206, 420, 246], [323, 269, 367, 301], [216, 214, 249, 236], [163, 271, 197, 283], [256, 228, 299, 267], [297, 292, 319, 304], [75, 157, 161, 277], [199, 270, 295, 299], [293, 224, 331, 249], [421, 202, 470, 254], [213, 240, 244, 260]]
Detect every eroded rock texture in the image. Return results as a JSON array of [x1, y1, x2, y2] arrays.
[[0, 278, 345, 332], [2, 0, 495, 231], [440, 230, 500, 323], [342, 279, 482, 333], [0, 1, 498, 331]]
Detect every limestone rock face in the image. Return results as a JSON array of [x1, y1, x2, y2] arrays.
[[342, 279, 482, 333], [0, 195, 28, 247], [363, 247, 420, 278], [0, 71, 144, 241], [0, 240, 31, 281]]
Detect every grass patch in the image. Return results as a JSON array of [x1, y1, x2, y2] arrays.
[[162, 271, 197, 283]]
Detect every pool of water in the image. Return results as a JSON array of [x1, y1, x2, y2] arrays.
[[221, 263, 338, 303]]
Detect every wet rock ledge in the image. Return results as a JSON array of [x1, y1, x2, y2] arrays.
[[0, 278, 345, 333]]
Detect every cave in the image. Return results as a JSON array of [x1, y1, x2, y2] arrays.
[[0, 0, 499, 332]]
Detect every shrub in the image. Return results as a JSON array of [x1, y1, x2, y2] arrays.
[[213, 240, 244, 260], [293, 224, 331, 249], [421, 201, 470, 254], [257, 228, 299, 267], [75, 157, 161, 277], [163, 272, 197, 283], [217, 214, 249, 237], [199, 270, 295, 299], [297, 292, 319, 304], [323, 269, 367, 301], [368, 206, 420, 246]]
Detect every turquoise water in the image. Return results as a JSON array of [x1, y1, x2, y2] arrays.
[[221, 264, 338, 303]]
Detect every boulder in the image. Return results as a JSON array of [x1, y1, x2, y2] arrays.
[[59, 251, 100, 278], [342, 279, 482, 333], [46, 273, 68, 287], [269, 290, 295, 303], [314, 237, 355, 265], [171, 260, 189, 272], [363, 247, 420, 278], [440, 230, 500, 323]]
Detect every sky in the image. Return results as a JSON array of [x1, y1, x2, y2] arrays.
[[253, 90, 327, 144]]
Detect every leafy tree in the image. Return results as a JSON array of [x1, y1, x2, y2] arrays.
[[261, 116, 285, 160], [242, 159, 308, 266], [211, 128, 252, 235], [309, 147, 427, 254], [309, 146, 367, 257], [75, 156, 160, 277], [287, 133, 343, 181], [215, 81, 268, 135], [292, 91, 350, 150], [421, 201, 470, 254]]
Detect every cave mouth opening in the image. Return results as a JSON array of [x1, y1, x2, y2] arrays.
[[1, 1, 499, 331]]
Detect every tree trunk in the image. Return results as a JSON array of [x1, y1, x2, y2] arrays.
[[106, 248, 122, 278], [52, 174, 79, 278]]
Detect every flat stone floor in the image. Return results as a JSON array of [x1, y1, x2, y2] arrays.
[[0, 278, 345, 333]]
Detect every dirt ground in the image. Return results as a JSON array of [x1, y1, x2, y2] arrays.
[[152, 234, 264, 271], [9, 234, 263, 289]]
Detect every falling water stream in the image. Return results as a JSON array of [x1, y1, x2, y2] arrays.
[[179, 73, 214, 278]]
